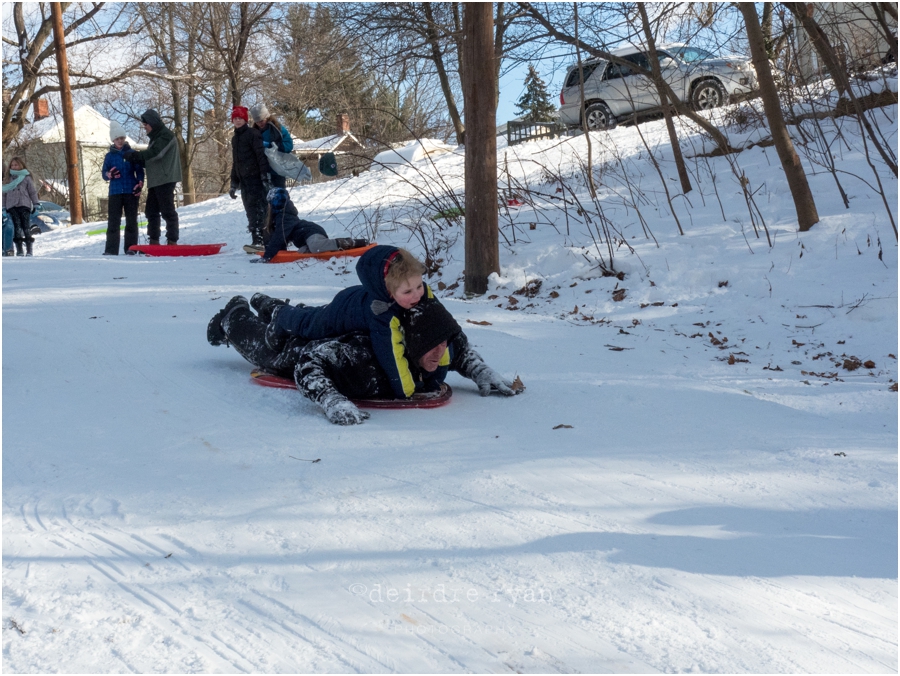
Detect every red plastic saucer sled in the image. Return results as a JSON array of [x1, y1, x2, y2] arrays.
[[129, 243, 226, 256], [249, 370, 452, 409]]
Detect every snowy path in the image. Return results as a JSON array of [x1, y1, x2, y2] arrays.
[[3, 248, 896, 673]]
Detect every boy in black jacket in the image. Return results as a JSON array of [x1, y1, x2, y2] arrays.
[[251, 188, 367, 262]]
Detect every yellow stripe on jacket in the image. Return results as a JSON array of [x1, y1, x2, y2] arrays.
[[390, 315, 416, 397]]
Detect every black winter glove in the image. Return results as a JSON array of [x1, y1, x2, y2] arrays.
[[122, 151, 139, 164], [107, 167, 121, 180], [229, 189, 237, 199]]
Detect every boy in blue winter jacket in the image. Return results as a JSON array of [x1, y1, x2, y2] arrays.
[[102, 121, 144, 255], [267, 245, 516, 400], [251, 188, 367, 262]]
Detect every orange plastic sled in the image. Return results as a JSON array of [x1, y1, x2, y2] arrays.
[[259, 243, 377, 263], [249, 370, 452, 409]]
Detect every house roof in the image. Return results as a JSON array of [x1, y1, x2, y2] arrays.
[[293, 132, 363, 154], [373, 139, 457, 166], [23, 105, 142, 148]]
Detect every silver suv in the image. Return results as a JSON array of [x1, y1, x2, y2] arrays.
[[558, 43, 757, 130]]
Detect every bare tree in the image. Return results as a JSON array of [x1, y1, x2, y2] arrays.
[[2, 2, 146, 150], [784, 2, 897, 177], [739, 2, 819, 231], [638, 3, 692, 195], [135, 4, 205, 204], [198, 2, 274, 107]]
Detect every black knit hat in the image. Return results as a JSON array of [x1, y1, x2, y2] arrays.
[[319, 152, 338, 177], [404, 298, 461, 363]]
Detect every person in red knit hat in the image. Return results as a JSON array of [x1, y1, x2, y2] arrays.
[[229, 105, 273, 250]]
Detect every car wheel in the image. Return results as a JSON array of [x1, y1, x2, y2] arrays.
[[583, 102, 617, 131], [691, 79, 727, 111]]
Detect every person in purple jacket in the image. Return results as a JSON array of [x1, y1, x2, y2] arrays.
[[101, 121, 145, 255], [2, 156, 41, 257]]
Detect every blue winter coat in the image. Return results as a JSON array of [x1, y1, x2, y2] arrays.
[[261, 122, 293, 152], [263, 200, 327, 261], [275, 244, 447, 398], [102, 143, 145, 195]]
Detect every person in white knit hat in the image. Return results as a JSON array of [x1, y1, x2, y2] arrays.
[[249, 103, 294, 189], [100, 120, 144, 254]]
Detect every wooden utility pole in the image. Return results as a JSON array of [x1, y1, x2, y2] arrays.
[[462, 2, 499, 296], [50, 2, 83, 224]]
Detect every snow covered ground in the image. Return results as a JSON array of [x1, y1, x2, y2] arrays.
[[3, 95, 897, 672]]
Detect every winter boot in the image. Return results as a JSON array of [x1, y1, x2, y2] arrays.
[[14, 241, 24, 256], [25, 241, 33, 256], [207, 295, 250, 347], [243, 244, 265, 254], [250, 293, 292, 324], [334, 237, 368, 250], [149, 238, 160, 246], [166, 239, 178, 245]]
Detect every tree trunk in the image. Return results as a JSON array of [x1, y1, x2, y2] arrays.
[[462, 2, 499, 296], [423, 3, 465, 144], [639, 4, 692, 195], [739, 2, 819, 231]]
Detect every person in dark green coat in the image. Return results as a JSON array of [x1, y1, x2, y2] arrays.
[[123, 109, 181, 245]]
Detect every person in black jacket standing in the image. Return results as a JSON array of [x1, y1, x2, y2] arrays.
[[228, 105, 273, 249]]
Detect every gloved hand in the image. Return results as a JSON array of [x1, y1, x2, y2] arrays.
[[262, 173, 274, 193], [107, 167, 121, 180], [473, 365, 517, 397], [319, 391, 370, 425], [264, 307, 287, 351], [122, 151, 139, 164], [132, 181, 143, 196], [30, 204, 40, 214]]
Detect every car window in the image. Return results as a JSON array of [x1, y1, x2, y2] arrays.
[[40, 202, 62, 211], [672, 46, 715, 63], [605, 52, 650, 80], [565, 62, 603, 88], [622, 52, 650, 71]]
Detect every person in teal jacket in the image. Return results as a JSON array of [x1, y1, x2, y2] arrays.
[[250, 103, 293, 189]]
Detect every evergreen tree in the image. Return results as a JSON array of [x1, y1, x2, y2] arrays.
[[515, 65, 556, 122]]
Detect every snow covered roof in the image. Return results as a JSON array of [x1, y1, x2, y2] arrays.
[[293, 132, 363, 154], [373, 139, 457, 167], [40, 179, 69, 197], [24, 105, 142, 148]]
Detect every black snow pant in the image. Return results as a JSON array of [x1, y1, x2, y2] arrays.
[[105, 193, 139, 254], [239, 177, 268, 246], [270, 172, 287, 189], [220, 306, 391, 405], [8, 206, 33, 244], [145, 182, 179, 243]]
